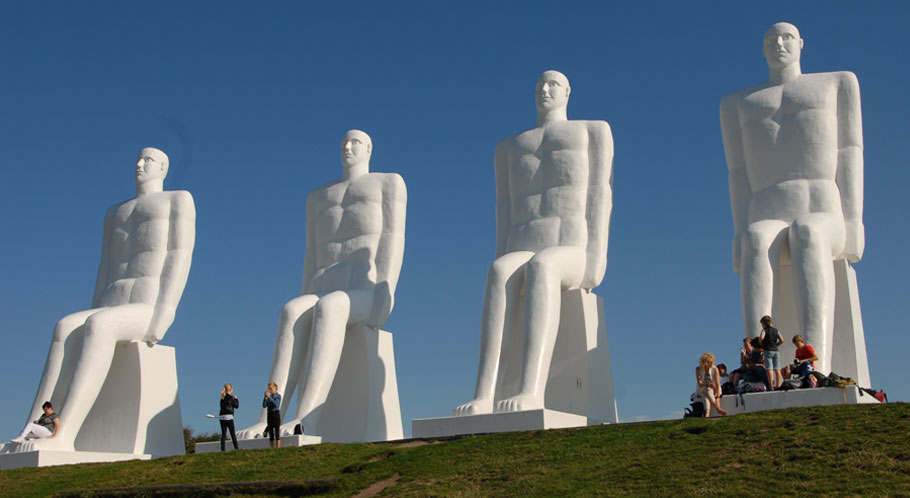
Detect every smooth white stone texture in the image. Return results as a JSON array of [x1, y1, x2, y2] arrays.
[[769, 260, 871, 386], [307, 326, 403, 443], [0, 448, 150, 470], [194, 434, 322, 453], [421, 290, 617, 437], [13, 148, 194, 455], [454, 70, 616, 418], [720, 23, 867, 376], [74, 342, 184, 456], [494, 290, 617, 422], [413, 409, 589, 439], [717, 386, 879, 416], [239, 131, 406, 444]]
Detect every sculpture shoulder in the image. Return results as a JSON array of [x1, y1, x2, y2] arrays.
[[373, 171, 407, 193], [580, 120, 612, 140], [832, 70, 860, 93], [166, 190, 195, 211]]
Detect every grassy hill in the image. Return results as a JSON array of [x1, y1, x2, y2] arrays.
[[1, 403, 908, 497]]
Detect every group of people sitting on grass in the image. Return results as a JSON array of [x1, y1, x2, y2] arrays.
[[695, 315, 820, 417]]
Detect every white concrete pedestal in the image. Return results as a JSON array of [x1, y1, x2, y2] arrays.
[[412, 289, 617, 438], [195, 434, 322, 453], [772, 259, 871, 386], [717, 386, 880, 416], [413, 409, 588, 438], [0, 342, 183, 470], [304, 326, 403, 443]]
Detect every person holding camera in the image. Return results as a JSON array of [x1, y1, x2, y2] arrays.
[[219, 383, 239, 451], [262, 382, 282, 448]]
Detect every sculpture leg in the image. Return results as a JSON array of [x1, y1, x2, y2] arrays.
[[453, 251, 533, 416], [741, 220, 789, 337], [789, 213, 845, 375], [28, 309, 100, 424], [496, 246, 585, 413], [237, 294, 317, 440], [20, 304, 153, 452], [284, 289, 373, 434]]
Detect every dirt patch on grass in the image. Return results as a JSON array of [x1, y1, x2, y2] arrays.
[[353, 473, 400, 498], [397, 440, 436, 448]]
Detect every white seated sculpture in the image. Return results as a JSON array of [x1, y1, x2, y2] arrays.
[[237, 130, 406, 442], [13, 148, 195, 453], [453, 70, 614, 416], [721, 22, 867, 378]]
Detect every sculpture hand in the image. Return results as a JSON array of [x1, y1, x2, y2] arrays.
[[842, 220, 865, 262]]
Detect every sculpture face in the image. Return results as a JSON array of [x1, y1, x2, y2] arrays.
[[135, 148, 168, 185], [535, 70, 570, 112], [341, 130, 372, 168], [762, 22, 802, 70]]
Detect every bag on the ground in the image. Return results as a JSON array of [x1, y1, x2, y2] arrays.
[[859, 387, 888, 403], [684, 392, 706, 418], [827, 372, 856, 388], [780, 378, 802, 390], [736, 381, 767, 393]]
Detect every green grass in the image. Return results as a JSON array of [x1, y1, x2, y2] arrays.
[[2, 403, 909, 497]]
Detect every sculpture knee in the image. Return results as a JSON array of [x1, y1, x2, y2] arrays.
[[526, 256, 555, 283], [790, 219, 828, 252], [53, 316, 84, 343], [314, 293, 350, 324], [742, 226, 781, 258], [487, 259, 516, 288]]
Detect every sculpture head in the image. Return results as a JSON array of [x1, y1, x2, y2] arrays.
[[135, 147, 169, 185], [340, 129, 372, 169], [535, 70, 571, 113], [762, 22, 803, 70]]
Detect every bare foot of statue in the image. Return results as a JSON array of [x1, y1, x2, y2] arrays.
[[494, 393, 543, 413], [236, 423, 268, 440], [452, 397, 493, 416], [279, 420, 301, 437], [19, 437, 74, 452]]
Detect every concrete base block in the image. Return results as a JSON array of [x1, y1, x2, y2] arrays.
[[772, 259, 871, 386], [0, 447, 150, 470], [303, 326, 403, 443], [75, 342, 185, 457], [195, 434, 322, 453], [412, 409, 590, 439], [717, 386, 880, 416]]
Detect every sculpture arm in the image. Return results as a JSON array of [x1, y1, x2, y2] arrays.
[[301, 192, 318, 294], [720, 95, 751, 274], [582, 121, 614, 289], [494, 139, 511, 258], [91, 205, 117, 308], [836, 72, 864, 262], [370, 173, 407, 326], [146, 191, 196, 343]]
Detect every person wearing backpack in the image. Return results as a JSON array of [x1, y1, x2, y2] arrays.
[[758, 315, 784, 390]]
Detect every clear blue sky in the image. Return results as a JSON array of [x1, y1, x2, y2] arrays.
[[2, 2, 908, 438]]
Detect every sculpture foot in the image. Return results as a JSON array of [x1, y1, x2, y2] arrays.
[[452, 397, 493, 416], [17, 437, 75, 453], [236, 423, 268, 440], [494, 393, 543, 413], [279, 420, 303, 437]]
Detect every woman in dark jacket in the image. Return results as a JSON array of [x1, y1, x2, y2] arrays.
[[219, 383, 239, 451]]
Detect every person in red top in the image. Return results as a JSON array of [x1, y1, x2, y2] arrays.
[[783, 334, 819, 378]]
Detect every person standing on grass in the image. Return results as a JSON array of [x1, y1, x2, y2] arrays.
[[219, 384, 239, 451], [263, 382, 282, 448], [695, 353, 728, 417]]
